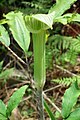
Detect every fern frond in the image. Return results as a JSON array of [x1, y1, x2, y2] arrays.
[[52, 76, 80, 86], [47, 34, 80, 65]]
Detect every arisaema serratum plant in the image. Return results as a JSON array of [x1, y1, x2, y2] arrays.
[[24, 0, 77, 119], [2, 0, 78, 119]]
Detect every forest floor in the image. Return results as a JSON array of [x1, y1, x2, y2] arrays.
[[0, 1, 80, 120], [0, 62, 80, 120]]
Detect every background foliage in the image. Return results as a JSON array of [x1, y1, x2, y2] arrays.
[[0, 0, 80, 120]]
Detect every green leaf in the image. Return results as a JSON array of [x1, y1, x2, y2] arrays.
[[0, 61, 3, 72], [57, 13, 80, 24], [7, 85, 28, 117], [54, 16, 68, 25], [0, 19, 8, 25], [4, 11, 30, 53], [49, 0, 77, 19], [66, 13, 80, 23], [61, 82, 80, 118], [0, 68, 14, 80], [0, 115, 7, 120], [0, 100, 7, 119], [71, 13, 80, 22], [66, 108, 80, 120], [0, 25, 10, 46], [44, 100, 55, 120]]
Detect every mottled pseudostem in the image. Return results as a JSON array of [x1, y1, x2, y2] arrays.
[[35, 88, 45, 120]]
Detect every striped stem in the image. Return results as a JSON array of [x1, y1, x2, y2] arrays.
[[32, 30, 46, 120]]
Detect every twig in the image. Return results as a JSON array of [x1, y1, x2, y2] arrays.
[[3, 60, 13, 70], [21, 95, 32, 102], [2, 43, 34, 88], [53, 63, 77, 77], [6, 45, 28, 67], [66, 24, 79, 35], [44, 84, 62, 93], [7, 81, 30, 89]]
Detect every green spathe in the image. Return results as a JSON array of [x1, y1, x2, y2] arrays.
[[25, 12, 54, 33]]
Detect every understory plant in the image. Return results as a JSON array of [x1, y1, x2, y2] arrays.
[[44, 81, 80, 120], [46, 34, 80, 66], [0, 85, 28, 120], [0, 61, 13, 84], [1, 0, 80, 119]]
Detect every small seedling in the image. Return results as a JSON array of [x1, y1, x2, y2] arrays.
[[0, 85, 28, 120]]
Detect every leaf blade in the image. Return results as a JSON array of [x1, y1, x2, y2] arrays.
[[0, 100, 7, 118], [4, 11, 30, 53], [0, 114, 7, 120], [0, 25, 10, 46], [44, 100, 55, 120], [61, 82, 80, 118], [7, 85, 28, 117], [0, 68, 14, 80], [49, 0, 77, 18], [66, 108, 80, 120]]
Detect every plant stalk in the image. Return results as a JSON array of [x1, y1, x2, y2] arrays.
[[32, 31, 46, 89], [32, 30, 46, 120]]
